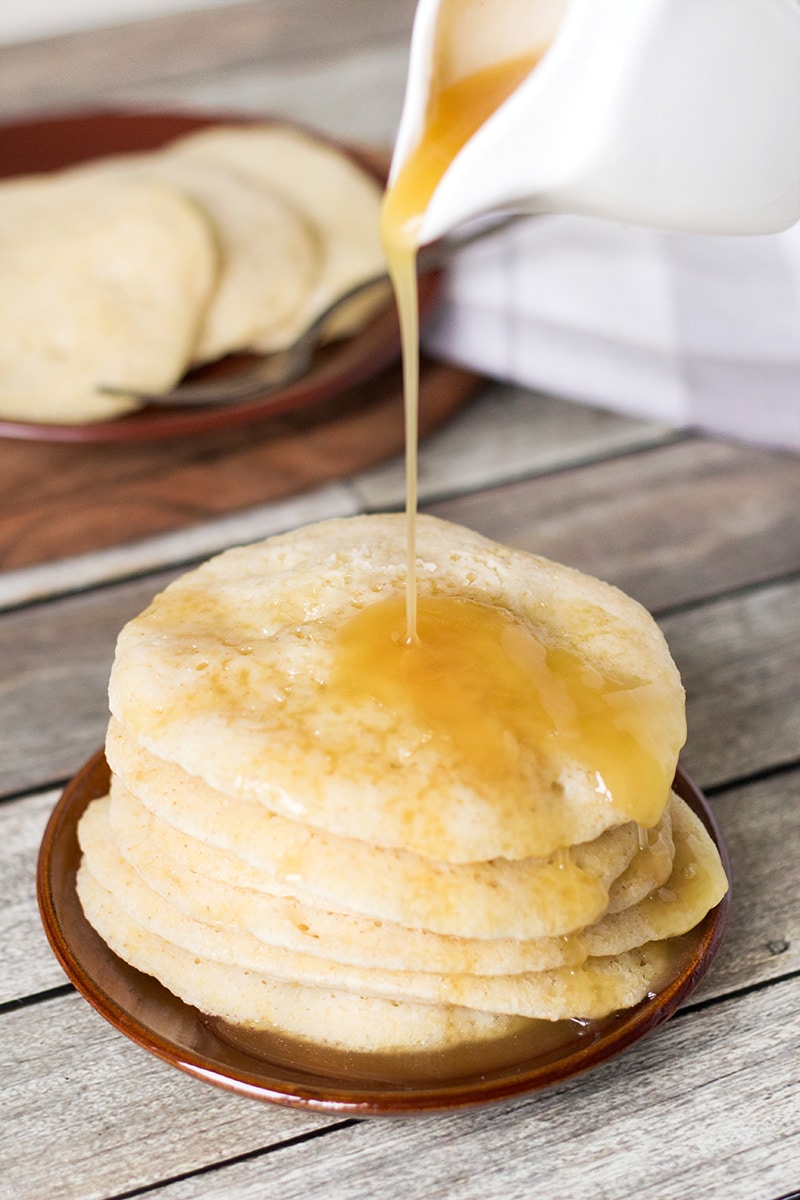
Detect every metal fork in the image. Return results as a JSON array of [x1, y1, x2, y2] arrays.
[[100, 216, 518, 409], [100, 273, 394, 409]]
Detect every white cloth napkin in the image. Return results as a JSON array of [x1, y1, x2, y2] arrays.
[[423, 215, 800, 449]]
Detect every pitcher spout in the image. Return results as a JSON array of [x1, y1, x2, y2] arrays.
[[390, 0, 800, 246]]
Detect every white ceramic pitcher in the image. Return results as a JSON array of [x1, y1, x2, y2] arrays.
[[389, 0, 800, 244]]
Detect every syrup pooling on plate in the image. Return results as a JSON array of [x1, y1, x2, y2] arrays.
[[335, 593, 674, 835], [380, 50, 540, 640], [209, 1007, 618, 1086]]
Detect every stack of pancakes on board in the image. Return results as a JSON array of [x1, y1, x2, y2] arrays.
[[77, 515, 727, 1053]]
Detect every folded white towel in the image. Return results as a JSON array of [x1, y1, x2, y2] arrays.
[[424, 216, 800, 449]]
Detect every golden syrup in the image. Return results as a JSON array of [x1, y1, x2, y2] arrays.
[[380, 52, 539, 641], [208, 1010, 610, 1085], [335, 593, 673, 829], [369, 34, 677, 830]]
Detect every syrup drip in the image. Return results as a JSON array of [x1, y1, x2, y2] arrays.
[[380, 52, 539, 642], [368, 38, 676, 828]]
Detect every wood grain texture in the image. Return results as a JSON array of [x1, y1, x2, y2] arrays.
[[693, 770, 800, 1002], [0, 991, 336, 1200], [0, 572, 178, 796], [0, 480, 358, 613], [663, 579, 800, 789], [0, 0, 416, 115], [4, 978, 789, 1200], [354, 383, 675, 510], [0, 789, 68, 1005], [0, 361, 478, 572], [0, 387, 671, 612], [427, 437, 800, 613]]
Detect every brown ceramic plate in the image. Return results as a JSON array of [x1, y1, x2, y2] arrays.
[[0, 111, 434, 444], [37, 751, 729, 1115]]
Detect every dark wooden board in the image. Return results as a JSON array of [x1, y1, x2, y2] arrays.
[[0, 360, 478, 571]]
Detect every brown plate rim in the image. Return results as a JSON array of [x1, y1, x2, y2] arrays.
[[37, 749, 730, 1115], [0, 110, 432, 444]]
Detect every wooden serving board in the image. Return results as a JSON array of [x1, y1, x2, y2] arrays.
[[0, 358, 479, 572]]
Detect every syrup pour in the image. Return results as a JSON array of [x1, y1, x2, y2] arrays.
[[380, 51, 540, 643], [213, 18, 712, 1081], [369, 37, 678, 830]]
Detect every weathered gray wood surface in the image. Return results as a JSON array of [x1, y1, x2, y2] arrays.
[[430, 436, 800, 612], [1, 991, 338, 1200], [118, 978, 800, 1200], [0, 0, 417, 116], [699, 771, 800, 999], [1, 6, 798, 1200], [3, 975, 797, 1200]]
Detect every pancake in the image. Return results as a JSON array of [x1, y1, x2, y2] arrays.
[[106, 722, 657, 941], [81, 794, 580, 977], [98, 787, 589, 972], [76, 864, 527, 1053], [606, 807, 676, 913], [0, 172, 217, 423], [111, 786, 601, 955], [70, 149, 322, 363], [79, 791, 717, 1020], [75, 513, 718, 1052], [165, 125, 386, 349], [83, 790, 695, 984], [76, 845, 674, 1024], [108, 514, 686, 863], [583, 796, 729, 955]]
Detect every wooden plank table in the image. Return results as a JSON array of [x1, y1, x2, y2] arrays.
[[1, 5, 798, 1198]]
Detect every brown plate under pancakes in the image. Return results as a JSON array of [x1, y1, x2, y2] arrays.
[[37, 751, 729, 1115]]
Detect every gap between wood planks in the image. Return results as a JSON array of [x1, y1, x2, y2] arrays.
[[674, 967, 800, 1019], [98, 1120, 362, 1200]]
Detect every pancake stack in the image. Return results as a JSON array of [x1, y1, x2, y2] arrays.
[[77, 515, 728, 1053]]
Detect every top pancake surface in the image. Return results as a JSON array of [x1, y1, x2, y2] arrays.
[[109, 514, 686, 862]]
